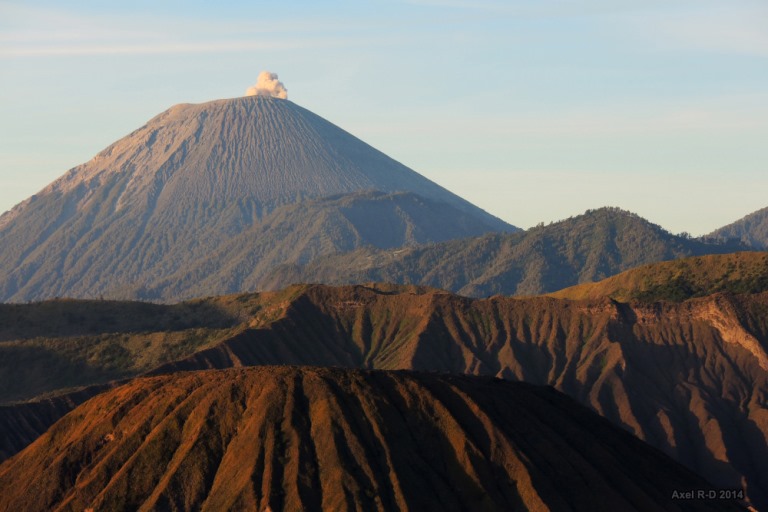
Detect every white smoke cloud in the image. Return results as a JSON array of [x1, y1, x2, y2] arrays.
[[245, 71, 288, 99]]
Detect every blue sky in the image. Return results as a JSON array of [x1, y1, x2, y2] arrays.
[[1, 0, 767, 234]]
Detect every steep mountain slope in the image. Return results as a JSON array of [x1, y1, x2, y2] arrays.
[[161, 286, 768, 508], [0, 96, 512, 302], [710, 206, 768, 249], [0, 383, 115, 461], [550, 252, 768, 302], [1, 284, 766, 508], [264, 207, 749, 297], [122, 190, 509, 300], [0, 367, 743, 512]]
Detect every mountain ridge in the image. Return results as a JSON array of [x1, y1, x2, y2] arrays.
[[258, 207, 750, 298], [114, 190, 514, 301]]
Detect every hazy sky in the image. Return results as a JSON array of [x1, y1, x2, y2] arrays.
[[1, 0, 767, 234]]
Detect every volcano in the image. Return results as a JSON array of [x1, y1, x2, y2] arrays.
[[0, 96, 513, 302], [0, 366, 742, 511]]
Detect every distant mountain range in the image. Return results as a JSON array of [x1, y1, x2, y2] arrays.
[[121, 190, 515, 301], [260, 207, 750, 299], [0, 366, 739, 511], [709, 206, 768, 249], [0, 96, 513, 303], [3, 94, 764, 304], [1, 277, 766, 508]]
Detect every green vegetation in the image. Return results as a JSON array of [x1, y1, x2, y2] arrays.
[[0, 289, 304, 404], [550, 252, 768, 302], [271, 207, 751, 297], [0, 327, 233, 404], [708, 205, 768, 249]]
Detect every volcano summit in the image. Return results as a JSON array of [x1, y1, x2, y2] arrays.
[[0, 96, 513, 302]]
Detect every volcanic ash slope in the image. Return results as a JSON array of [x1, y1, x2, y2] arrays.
[[0, 367, 742, 512], [0, 96, 512, 302]]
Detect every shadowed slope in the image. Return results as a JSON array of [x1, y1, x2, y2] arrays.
[[0, 287, 308, 404], [0, 298, 238, 342], [550, 252, 768, 302], [0, 383, 115, 461], [0, 367, 743, 512]]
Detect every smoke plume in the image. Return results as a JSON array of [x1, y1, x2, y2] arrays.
[[245, 71, 288, 99]]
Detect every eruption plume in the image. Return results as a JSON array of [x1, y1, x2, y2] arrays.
[[245, 71, 288, 99]]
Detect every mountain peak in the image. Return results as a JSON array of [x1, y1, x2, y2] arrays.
[[578, 206, 657, 225], [0, 96, 513, 302], [26, 94, 506, 219]]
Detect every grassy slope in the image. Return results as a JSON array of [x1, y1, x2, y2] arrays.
[[550, 252, 768, 302], [0, 286, 310, 404]]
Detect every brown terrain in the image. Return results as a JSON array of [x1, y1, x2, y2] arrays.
[[550, 252, 768, 302], [2, 90, 763, 512], [0, 366, 745, 511], [0, 383, 116, 461], [1, 283, 766, 508]]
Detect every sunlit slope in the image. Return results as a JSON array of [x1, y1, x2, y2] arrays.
[[0, 367, 742, 512], [0, 284, 766, 507], [550, 252, 768, 302]]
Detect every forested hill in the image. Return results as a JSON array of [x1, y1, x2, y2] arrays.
[[709, 205, 768, 249], [253, 207, 750, 298]]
